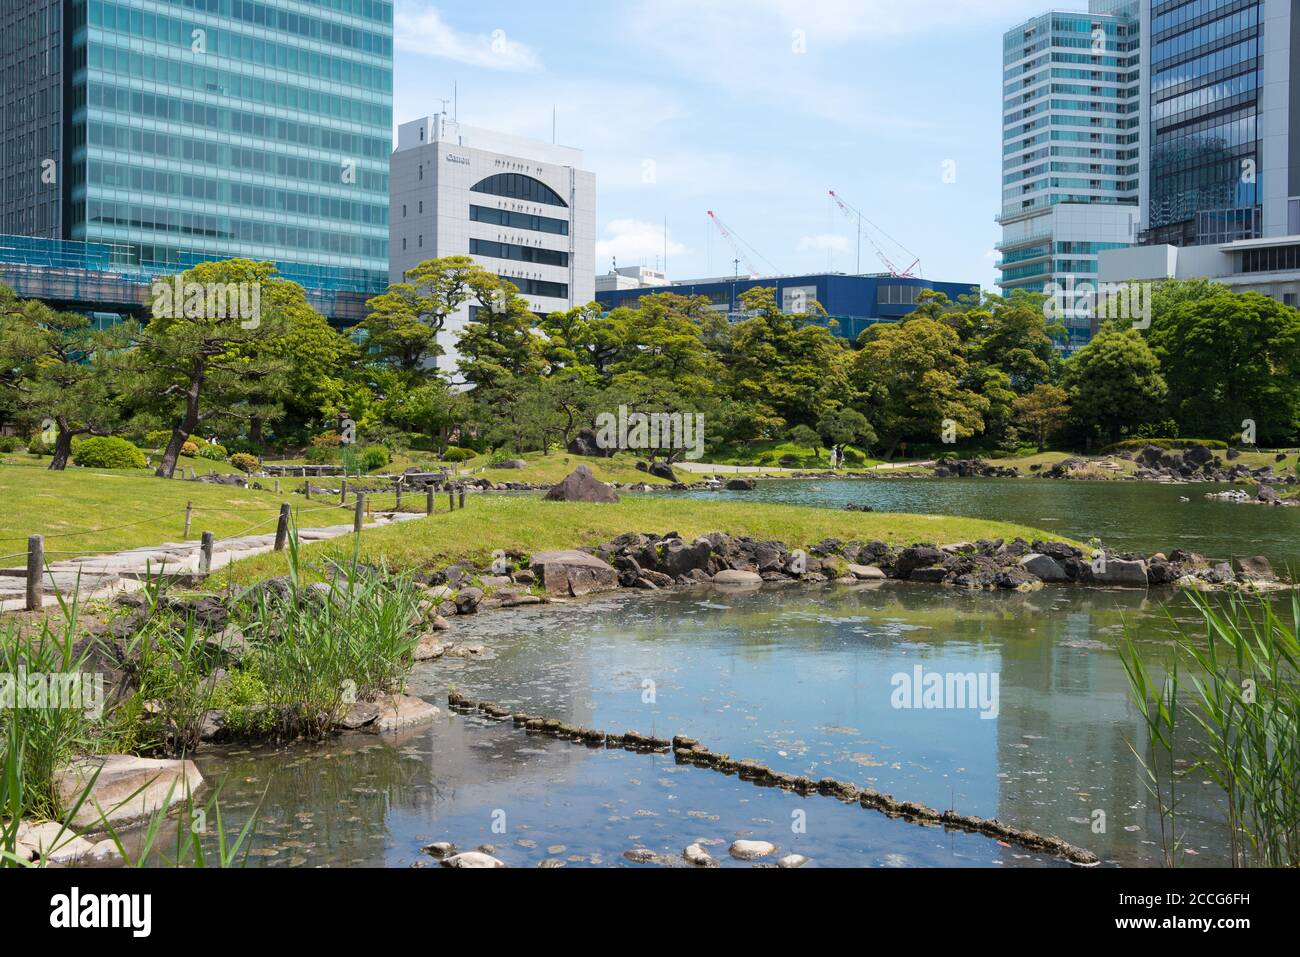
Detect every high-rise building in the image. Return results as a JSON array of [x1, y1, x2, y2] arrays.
[[390, 113, 596, 373], [0, 0, 393, 324], [1101, 0, 1299, 306], [997, 1, 1142, 349]]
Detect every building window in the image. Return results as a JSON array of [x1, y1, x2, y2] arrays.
[[470, 238, 569, 267], [471, 173, 569, 208], [1284, 293, 1297, 308], [418, 201, 423, 214], [418, 235, 423, 248], [1290, 199, 1300, 236], [501, 276, 569, 298], [402, 205, 406, 217], [1238, 245, 1300, 274], [402, 237, 407, 251], [470, 204, 569, 236], [877, 285, 922, 305]]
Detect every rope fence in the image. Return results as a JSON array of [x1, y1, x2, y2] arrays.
[[4, 479, 474, 611]]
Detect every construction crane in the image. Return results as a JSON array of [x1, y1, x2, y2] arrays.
[[707, 210, 777, 280], [828, 190, 922, 278]]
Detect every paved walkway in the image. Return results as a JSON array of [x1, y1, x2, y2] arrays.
[[0, 511, 425, 612], [674, 460, 936, 475]]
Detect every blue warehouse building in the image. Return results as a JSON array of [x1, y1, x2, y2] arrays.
[[596, 273, 980, 342]]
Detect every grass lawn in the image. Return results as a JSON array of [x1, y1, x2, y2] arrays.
[[226, 495, 1076, 585], [0, 464, 328, 561]]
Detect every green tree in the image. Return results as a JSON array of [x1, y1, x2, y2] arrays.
[[1060, 324, 1167, 445], [789, 424, 820, 458], [455, 280, 545, 391], [815, 407, 875, 454], [0, 288, 133, 470], [1013, 383, 1071, 451], [849, 317, 989, 458], [1147, 285, 1300, 443]]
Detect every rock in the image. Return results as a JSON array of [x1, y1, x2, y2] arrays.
[[338, 701, 382, 730], [496, 459, 528, 469], [846, 563, 887, 581], [86, 839, 125, 864], [363, 694, 441, 734], [413, 635, 447, 661], [529, 549, 620, 597], [648, 461, 677, 482], [777, 854, 810, 868], [454, 587, 484, 614], [1236, 555, 1275, 580], [1019, 553, 1068, 582], [441, 851, 506, 868], [544, 464, 620, 503], [909, 567, 949, 584], [16, 821, 95, 864], [1092, 557, 1149, 587], [712, 569, 763, 586], [428, 615, 451, 632], [894, 546, 944, 578], [55, 755, 204, 828], [566, 428, 613, 458], [683, 843, 717, 867], [422, 842, 457, 859], [729, 839, 777, 860], [725, 478, 756, 491], [444, 642, 486, 659], [1257, 485, 1280, 504]]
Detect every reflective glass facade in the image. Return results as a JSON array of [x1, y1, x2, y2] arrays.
[[3, 0, 392, 307], [1, 0, 66, 239], [1146, 0, 1264, 245]]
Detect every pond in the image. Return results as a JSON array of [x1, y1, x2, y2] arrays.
[[176, 479, 1298, 869]]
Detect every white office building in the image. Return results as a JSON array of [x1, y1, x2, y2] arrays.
[[390, 114, 596, 373], [998, 1, 1142, 349], [595, 264, 668, 293]]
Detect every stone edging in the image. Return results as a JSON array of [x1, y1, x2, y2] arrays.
[[446, 691, 1100, 867]]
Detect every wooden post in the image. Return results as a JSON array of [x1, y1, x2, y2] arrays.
[[305, 481, 312, 500], [354, 494, 365, 534], [426, 487, 434, 516], [25, 535, 43, 612], [395, 485, 402, 510], [448, 487, 455, 511], [274, 503, 291, 551], [459, 485, 466, 510], [340, 478, 348, 505], [183, 501, 193, 539], [274, 479, 280, 495], [198, 532, 214, 577]]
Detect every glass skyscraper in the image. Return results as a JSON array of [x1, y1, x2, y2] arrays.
[[1144, 0, 1268, 245], [998, 1, 1142, 349], [1, 0, 392, 322]]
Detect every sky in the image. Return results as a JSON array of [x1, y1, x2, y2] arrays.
[[391, 0, 1079, 292]]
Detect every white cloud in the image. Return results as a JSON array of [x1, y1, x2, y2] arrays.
[[798, 233, 850, 252], [394, 4, 541, 72], [595, 219, 688, 267]]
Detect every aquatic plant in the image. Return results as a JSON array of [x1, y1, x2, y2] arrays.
[[1122, 592, 1300, 867]]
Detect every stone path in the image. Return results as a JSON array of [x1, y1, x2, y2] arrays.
[[0, 511, 425, 612]]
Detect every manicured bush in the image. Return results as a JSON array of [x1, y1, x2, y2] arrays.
[[0, 436, 17, 453], [361, 445, 389, 471], [197, 443, 228, 461], [26, 433, 53, 456], [72, 436, 147, 470], [311, 430, 343, 449], [305, 445, 339, 465], [440, 446, 475, 463], [1105, 438, 1228, 452], [230, 452, 260, 474], [181, 441, 199, 457], [145, 429, 172, 449]]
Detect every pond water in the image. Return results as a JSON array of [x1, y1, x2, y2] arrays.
[[175, 479, 1299, 869]]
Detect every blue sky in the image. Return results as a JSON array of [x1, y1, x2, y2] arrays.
[[392, 0, 1075, 292]]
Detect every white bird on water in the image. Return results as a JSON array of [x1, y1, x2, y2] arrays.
[[1179, 496, 1190, 503]]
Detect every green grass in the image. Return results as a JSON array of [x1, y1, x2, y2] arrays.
[[702, 439, 883, 470], [226, 495, 1077, 585], [0, 464, 317, 559]]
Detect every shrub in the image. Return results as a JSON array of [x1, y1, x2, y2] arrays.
[[145, 429, 172, 449], [440, 446, 475, 462], [180, 441, 199, 457], [72, 436, 147, 470], [304, 445, 339, 465], [1105, 438, 1228, 452], [361, 445, 389, 471], [230, 452, 260, 474], [311, 431, 343, 449], [197, 443, 228, 461], [0, 436, 17, 454], [26, 433, 54, 456]]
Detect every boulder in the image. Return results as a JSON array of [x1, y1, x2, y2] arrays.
[[530, 549, 620, 597], [1236, 555, 1275, 581], [495, 459, 528, 470], [683, 843, 717, 867], [364, 694, 441, 734], [725, 478, 756, 491], [442, 851, 506, 868], [845, 563, 887, 581], [1092, 558, 1149, 587], [648, 461, 677, 482], [729, 839, 777, 860], [713, 569, 763, 586], [454, 587, 484, 614], [1019, 553, 1068, 583], [55, 755, 203, 828], [566, 428, 613, 458], [543, 464, 620, 503], [777, 854, 810, 869]]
